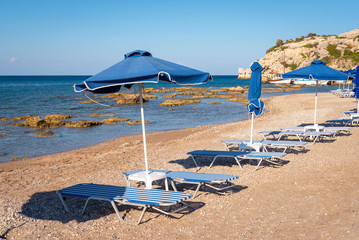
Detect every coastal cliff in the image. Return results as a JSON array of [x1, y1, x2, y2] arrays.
[[238, 28, 359, 78]]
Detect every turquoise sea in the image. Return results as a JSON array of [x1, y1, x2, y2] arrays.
[[0, 75, 338, 163]]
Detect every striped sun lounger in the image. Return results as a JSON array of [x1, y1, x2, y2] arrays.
[[259, 130, 336, 143], [123, 169, 239, 198], [343, 110, 357, 116], [57, 183, 191, 225], [187, 150, 287, 171], [280, 126, 351, 135], [326, 118, 359, 126], [222, 139, 307, 153]]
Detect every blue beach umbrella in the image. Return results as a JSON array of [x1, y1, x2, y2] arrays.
[[247, 62, 264, 143], [74, 50, 212, 185], [353, 65, 359, 111], [283, 60, 349, 125]]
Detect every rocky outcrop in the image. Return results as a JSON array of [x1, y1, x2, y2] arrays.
[[160, 98, 201, 107], [238, 28, 359, 77], [31, 130, 56, 137], [45, 114, 73, 120], [65, 120, 103, 128], [127, 120, 150, 125], [89, 112, 116, 117], [101, 117, 130, 124], [14, 116, 65, 129]]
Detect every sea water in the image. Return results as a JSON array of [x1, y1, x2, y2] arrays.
[[0, 75, 338, 162]]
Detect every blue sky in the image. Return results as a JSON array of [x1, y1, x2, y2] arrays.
[[0, 0, 358, 75]]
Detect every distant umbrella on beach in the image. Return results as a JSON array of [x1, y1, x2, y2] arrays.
[[283, 60, 349, 125], [74, 50, 212, 186]]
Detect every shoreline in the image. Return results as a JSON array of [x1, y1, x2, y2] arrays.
[[0, 75, 340, 163], [1, 92, 358, 239]]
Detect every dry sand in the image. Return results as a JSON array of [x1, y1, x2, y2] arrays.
[[0, 92, 358, 239]]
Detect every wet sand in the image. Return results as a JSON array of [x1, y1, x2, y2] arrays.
[[0, 92, 358, 239]]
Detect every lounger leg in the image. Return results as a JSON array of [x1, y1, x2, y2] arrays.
[[192, 183, 203, 198], [253, 159, 263, 171], [209, 156, 219, 168], [190, 156, 199, 167], [164, 178, 169, 191], [282, 147, 288, 153], [124, 175, 131, 187], [312, 136, 319, 144], [56, 191, 70, 212], [170, 180, 178, 192], [82, 197, 95, 215], [111, 201, 148, 225], [263, 146, 268, 152], [224, 143, 230, 151], [234, 157, 243, 169]]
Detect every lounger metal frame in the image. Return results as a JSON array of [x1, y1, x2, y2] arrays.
[[326, 119, 359, 126], [57, 183, 190, 225], [187, 150, 286, 171], [222, 139, 307, 153], [280, 126, 351, 135], [259, 130, 336, 144]]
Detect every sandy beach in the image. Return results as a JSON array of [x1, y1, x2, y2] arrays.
[[1, 92, 358, 239]]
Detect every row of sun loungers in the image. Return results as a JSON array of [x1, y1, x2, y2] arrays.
[[57, 110, 356, 225], [331, 88, 355, 98]]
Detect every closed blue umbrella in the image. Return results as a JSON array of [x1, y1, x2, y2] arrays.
[[247, 62, 264, 143], [283, 60, 349, 125], [74, 50, 212, 185], [354, 65, 359, 111]]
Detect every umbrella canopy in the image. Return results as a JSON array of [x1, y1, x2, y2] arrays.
[[75, 50, 211, 94], [283, 60, 349, 124], [282, 60, 349, 81], [74, 50, 212, 186], [246, 62, 264, 143]]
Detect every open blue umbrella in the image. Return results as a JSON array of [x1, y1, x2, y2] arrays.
[[247, 62, 264, 143], [283, 60, 349, 125], [74, 50, 212, 185]]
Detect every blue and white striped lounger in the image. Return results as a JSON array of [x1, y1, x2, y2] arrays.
[[326, 119, 359, 126], [57, 183, 191, 225], [280, 126, 351, 135], [123, 169, 239, 198], [343, 110, 357, 116], [187, 150, 286, 171], [222, 139, 307, 153], [259, 130, 336, 143]]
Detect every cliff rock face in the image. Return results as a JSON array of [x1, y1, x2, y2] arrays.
[[238, 28, 359, 77]]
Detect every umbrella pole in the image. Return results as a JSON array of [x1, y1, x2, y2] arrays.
[[250, 112, 254, 144], [314, 80, 318, 125], [138, 84, 150, 187]]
